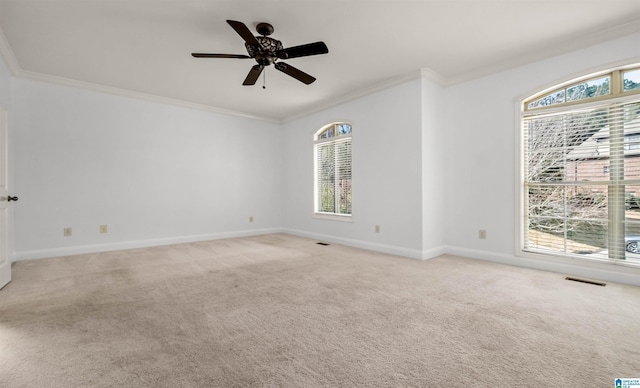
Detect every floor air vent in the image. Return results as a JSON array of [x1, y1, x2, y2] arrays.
[[316, 242, 330, 246], [565, 277, 606, 286]]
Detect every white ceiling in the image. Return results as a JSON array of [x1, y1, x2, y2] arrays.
[[0, 0, 639, 122]]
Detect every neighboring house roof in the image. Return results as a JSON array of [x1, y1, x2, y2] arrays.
[[567, 115, 640, 160]]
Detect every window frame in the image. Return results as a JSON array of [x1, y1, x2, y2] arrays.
[[517, 64, 640, 267], [313, 122, 353, 222]]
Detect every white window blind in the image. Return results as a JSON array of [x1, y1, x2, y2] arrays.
[[523, 98, 640, 261], [314, 123, 352, 217]]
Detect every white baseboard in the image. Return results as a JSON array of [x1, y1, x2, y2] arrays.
[[282, 228, 444, 260], [283, 229, 639, 286], [13, 227, 284, 261], [422, 246, 447, 260], [11, 228, 640, 286], [445, 246, 640, 286], [0, 258, 10, 289], [14, 227, 428, 262]]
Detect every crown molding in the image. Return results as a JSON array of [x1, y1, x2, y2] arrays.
[[280, 19, 640, 122], [16, 69, 281, 123], [444, 18, 640, 87], [2, 18, 638, 123], [421, 68, 447, 86], [282, 68, 449, 123], [8, 63, 441, 125], [281, 69, 426, 123], [0, 24, 280, 123], [1, 24, 423, 125]]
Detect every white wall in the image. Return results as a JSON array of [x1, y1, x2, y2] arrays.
[[443, 32, 640, 283], [12, 78, 283, 259], [421, 76, 446, 257], [282, 79, 425, 257]]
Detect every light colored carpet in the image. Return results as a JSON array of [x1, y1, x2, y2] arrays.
[[0, 233, 638, 387]]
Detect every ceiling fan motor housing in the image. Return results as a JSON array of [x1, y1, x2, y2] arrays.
[[245, 37, 284, 66], [256, 22, 274, 36]]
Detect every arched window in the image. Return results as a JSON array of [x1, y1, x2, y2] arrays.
[[521, 65, 640, 262], [314, 122, 352, 219]]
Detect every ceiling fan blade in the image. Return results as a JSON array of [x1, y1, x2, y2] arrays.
[[243, 65, 264, 85], [274, 62, 316, 85], [276, 41, 328, 59], [226, 20, 260, 47], [192, 53, 251, 59]]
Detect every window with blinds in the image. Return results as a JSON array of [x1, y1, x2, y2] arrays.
[[314, 123, 352, 219], [522, 66, 640, 263]]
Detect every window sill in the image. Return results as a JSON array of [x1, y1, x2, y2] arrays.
[[313, 213, 353, 223]]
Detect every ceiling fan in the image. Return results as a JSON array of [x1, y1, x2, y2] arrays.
[[192, 20, 329, 86]]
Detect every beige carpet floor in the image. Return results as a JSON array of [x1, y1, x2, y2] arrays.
[[0, 234, 638, 387]]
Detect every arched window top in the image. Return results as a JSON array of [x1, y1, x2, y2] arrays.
[[315, 122, 352, 142], [523, 65, 640, 113]]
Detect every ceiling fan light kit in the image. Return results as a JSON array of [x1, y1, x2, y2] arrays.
[[192, 20, 328, 86]]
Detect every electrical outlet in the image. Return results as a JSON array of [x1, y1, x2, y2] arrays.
[[375, 225, 380, 233], [63, 227, 72, 237], [100, 225, 108, 233], [249, 216, 254, 223], [479, 229, 487, 239]]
